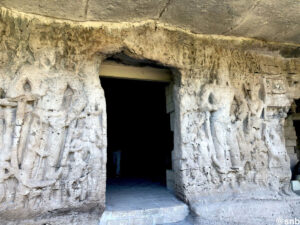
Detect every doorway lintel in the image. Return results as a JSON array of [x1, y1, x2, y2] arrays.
[[100, 60, 172, 82]]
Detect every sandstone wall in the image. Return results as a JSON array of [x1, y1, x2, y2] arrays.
[[0, 7, 299, 223]]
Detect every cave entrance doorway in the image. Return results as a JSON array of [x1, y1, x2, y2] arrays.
[[100, 56, 179, 191], [101, 76, 173, 184], [99, 60, 189, 224], [99, 57, 189, 224]]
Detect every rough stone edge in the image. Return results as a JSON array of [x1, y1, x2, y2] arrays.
[[0, 6, 299, 50], [0, 209, 102, 225]]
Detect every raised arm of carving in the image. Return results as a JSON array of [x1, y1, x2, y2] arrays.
[[0, 99, 17, 107]]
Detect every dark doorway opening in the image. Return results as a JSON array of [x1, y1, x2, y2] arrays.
[[101, 77, 173, 185], [292, 99, 300, 182], [294, 99, 300, 143]]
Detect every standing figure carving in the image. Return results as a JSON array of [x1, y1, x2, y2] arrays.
[[199, 77, 242, 174]]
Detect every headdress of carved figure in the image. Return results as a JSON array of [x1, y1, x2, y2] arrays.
[[23, 80, 31, 93]]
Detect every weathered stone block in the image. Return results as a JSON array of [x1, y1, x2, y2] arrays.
[[292, 180, 300, 192], [286, 139, 297, 147], [286, 146, 296, 154]]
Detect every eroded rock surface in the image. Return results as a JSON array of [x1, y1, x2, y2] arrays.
[[0, 0, 300, 44], [0, 7, 298, 224]]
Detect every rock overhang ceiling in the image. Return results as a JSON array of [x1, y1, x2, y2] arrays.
[[0, 0, 299, 45]]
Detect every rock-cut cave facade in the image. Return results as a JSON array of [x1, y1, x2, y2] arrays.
[[0, 3, 299, 225]]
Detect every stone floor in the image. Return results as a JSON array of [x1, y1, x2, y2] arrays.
[[165, 216, 194, 225], [99, 178, 189, 225]]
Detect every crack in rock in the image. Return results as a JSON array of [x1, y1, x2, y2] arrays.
[[84, 0, 90, 19], [158, 0, 172, 19], [222, 0, 262, 35]]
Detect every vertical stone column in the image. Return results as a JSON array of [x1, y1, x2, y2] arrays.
[[284, 116, 298, 169], [165, 82, 176, 192]]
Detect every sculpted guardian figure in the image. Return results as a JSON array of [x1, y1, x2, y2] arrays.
[[199, 76, 242, 174]]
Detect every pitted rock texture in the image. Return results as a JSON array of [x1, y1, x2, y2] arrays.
[[0, 43, 107, 220], [173, 65, 295, 199], [0, 7, 299, 224], [0, 0, 300, 44]]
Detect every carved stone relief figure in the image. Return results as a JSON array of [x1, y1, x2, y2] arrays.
[[0, 88, 17, 204], [0, 60, 107, 218], [199, 77, 242, 174]]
